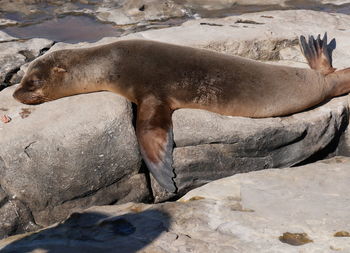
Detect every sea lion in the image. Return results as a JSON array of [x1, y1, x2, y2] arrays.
[[13, 33, 349, 193]]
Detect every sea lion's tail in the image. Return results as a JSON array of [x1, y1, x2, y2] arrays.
[[299, 33, 336, 75]]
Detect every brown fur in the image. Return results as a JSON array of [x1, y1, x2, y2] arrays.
[[12, 39, 350, 192], [14, 40, 348, 117]]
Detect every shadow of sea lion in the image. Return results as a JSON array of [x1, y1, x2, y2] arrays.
[[0, 209, 171, 253]]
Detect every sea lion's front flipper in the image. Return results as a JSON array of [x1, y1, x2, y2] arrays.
[[136, 97, 177, 193], [299, 33, 336, 75]]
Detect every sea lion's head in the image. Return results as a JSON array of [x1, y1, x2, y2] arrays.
[[13, 52, 69, 105]]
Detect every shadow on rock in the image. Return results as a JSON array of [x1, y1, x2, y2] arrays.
[[0, 208, 171, 253]]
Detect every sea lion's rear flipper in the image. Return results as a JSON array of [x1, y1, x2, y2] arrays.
[[299, 33, 336, 75], [136, 98, 177, 193]]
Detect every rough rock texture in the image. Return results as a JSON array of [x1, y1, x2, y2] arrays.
[[0, 19, 17, 27], [49, 9, 350, 68], [337, 96, 350, 156], [1, 9, 350, 236], [95, 0, 187, 26], [170, 97, 349, 195], [3, 0, 350, 37], [1, 156, 350, 253], [0, 32, 16, 42], [0, 85, 147, 237], [128, 10, 350, 69], [0, 37, 54, 87]]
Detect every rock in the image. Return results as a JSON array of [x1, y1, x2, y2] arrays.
[[19, 10, 350, 203], [167, 96, 349, 197], [321, 0, 350, 4], [0, 37, 54, 86], [132, 10, 350, 68], [0, 54, 25, 86], [336, 95, 350, 156], [182, 0, 288, 12], [1, 0, 349, 36], [0, 31, 16, 42], [0, 200, 39, 239], [0, 85, 147, 236], [8, 63, 30, 85], [0, 188, 6, 206], [2, 9, 350, 235], [95, 0, 187, 26], [0, 19, 17, 27], [50, 9, 350, 65], [1, 156, 350, 252]]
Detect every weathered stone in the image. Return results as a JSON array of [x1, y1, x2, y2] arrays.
[[0, 31, 16, 42], [1, 156, 350, 252], [337, 95, 350, 156], [2, 9, 350, 236], [0, 187, 7, 206], [0, 200, 38, 239], [0, 85, 145, 231], [162, 96, 348, 197], [50, 10, 350, 68], [0, 37, 54, 85], [8, 63, 29, 85], [0, 19, 17, 27], [0, 54, 25, 85], [131, 10, 350, 69]]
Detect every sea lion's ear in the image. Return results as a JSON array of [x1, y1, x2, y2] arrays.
[[52, 66, 67, 73]]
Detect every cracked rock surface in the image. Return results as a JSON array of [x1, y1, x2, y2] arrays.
[[1, 156, 350, 252], [0, 9, 350, 238], [0, 36, 54, 88], [0, 86, 147, 237]]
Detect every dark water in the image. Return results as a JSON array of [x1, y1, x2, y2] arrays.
[[1, 0, 350, 43], [2, 15, 123, 43]]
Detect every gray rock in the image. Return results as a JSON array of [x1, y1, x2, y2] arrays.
[[0, 31, 16, 42], [0, 85, 146, 233], [0, 37, 54, 86], [0, 200, 39, 239], [8, 63, 30, 85], [0, 54, 25, 86], [155, 96, 348, 199], [2, 9, 350, 236], [95, 0, 186, 25], [132, 10, 350, 69], [336, 95, 350, 156], [1, 156, 350, 252], [0, 19, 17, 27], [0, 188, 6, 206]]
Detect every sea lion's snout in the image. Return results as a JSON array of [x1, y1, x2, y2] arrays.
[[13, 86, 46, 105], [12, 87, 22, 102]]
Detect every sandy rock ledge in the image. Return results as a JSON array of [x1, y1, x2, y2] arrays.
[[1, 9, 350, 238], [1, 156, 350, 253]]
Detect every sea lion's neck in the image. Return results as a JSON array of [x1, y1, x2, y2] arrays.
[[69, 66, 110, 95], [326, 68, 350, 97]]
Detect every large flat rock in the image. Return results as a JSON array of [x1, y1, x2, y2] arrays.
[[0, 86, 146, 237], [1, 156, 349, 252], [170, 96, 348, 195], [0, 38, 54, 87], [1, 9, 350, 236]]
